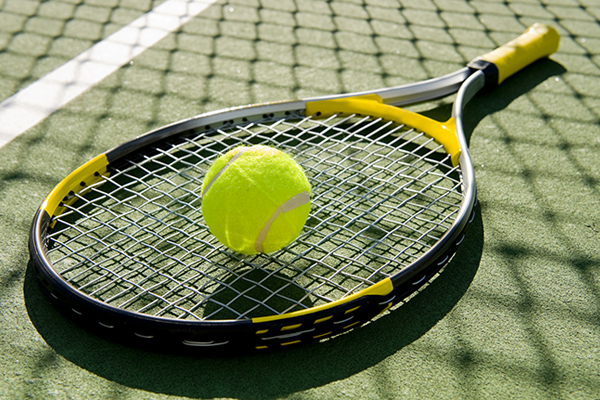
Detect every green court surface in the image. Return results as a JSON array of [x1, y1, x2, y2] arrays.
[[1, 0, 599, 399]]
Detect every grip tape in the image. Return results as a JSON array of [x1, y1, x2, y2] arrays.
[[468, 23, 560, 87]]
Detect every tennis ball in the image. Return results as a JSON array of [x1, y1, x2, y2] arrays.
[[201, 145, 311, 255]]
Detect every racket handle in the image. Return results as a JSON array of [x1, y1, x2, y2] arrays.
[[469, 23, 560, 86]]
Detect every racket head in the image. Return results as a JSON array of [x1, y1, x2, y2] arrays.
[[29, 71, 478, 351]]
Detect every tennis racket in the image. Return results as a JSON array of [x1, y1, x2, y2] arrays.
[[29, 23, 560, 351]]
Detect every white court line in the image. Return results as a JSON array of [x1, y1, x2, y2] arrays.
[[0, 0, 218, 149]]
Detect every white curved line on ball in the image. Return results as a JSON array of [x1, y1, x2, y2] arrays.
[[255, 191, 311, 253], [202, 148, 247, 196]]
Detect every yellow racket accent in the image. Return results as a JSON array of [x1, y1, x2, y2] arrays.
[[306, 94, 461, 166], [251, 277, 394, 324], [477, 23, 560, 84], [41, 154, 110, 217]]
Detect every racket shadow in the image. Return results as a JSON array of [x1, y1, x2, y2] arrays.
[[23, 60, 565, 399], [417, 59, 566, 149], [460, 59, 566, 146]]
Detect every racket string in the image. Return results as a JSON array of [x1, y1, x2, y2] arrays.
[[50, 176, 217, 319], [45, 112, 464, 321]]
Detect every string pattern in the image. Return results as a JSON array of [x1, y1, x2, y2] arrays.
[[46, 112, 464, 321]]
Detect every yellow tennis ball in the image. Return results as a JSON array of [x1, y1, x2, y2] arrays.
[[201, 145, 311, 255]]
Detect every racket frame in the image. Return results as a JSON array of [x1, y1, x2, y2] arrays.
[[29, 67, 483, 350]]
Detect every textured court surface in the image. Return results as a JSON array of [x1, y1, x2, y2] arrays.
[[0, 0, 599, 399]]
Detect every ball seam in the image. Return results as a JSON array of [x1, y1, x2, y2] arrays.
[[254, 191, 311, 253]]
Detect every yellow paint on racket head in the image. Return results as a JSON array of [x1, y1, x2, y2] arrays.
[[306, 95, 461, 166], [251, 277, 394, 324], [41, 154, 110, 218]]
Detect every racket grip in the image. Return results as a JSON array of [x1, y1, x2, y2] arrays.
[[469, 23, 560, 86]]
